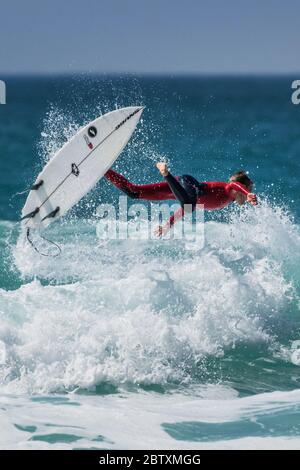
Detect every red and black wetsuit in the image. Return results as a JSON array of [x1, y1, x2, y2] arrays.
[[105, 169, 250, 227]]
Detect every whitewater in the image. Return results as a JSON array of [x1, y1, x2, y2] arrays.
[[0, 75, 299, 449], [0, 199, 299, 448]]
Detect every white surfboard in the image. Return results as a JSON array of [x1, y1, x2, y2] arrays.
[[22, 106, 144, 228]]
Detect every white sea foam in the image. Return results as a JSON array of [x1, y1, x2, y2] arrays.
[[1, 388, 300, 449], [0, 200, 297, 394]]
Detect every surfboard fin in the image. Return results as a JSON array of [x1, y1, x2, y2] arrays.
[[31, 180, 44, 191], [21, 207, 40, 221], [41, 206, 60, 221]]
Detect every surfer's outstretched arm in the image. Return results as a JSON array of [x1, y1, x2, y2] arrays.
[[154, 206, 185, 237], [154, 163, 196, 237], [156, 163, 196, 206], [228, 181, 258, 206], [164, 173, 196, 206]]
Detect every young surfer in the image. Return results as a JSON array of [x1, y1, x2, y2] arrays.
[[105, 163, 258, 236]]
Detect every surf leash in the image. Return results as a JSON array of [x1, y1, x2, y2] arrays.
[[26, 227, 62, 257]]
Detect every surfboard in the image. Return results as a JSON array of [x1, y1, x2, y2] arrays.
[[22, 106, 144, 228]]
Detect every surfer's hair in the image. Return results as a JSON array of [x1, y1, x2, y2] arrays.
[[230, 170, 253, 188]]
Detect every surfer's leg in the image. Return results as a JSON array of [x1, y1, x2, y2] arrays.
[[105, 169, 175, 201], [105, 169, 139, 198]]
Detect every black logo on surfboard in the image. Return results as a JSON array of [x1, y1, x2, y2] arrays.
[[71, 163, 80, 176], [115, 108, 141, 130], [88, 126, 97, 138]]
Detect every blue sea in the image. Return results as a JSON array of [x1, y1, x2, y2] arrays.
[[0, 75, 299, 449]]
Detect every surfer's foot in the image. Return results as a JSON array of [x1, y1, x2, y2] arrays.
[[156, 162, 169, 177]]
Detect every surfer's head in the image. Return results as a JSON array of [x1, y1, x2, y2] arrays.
[[230, 170, 254, 206], [229, 170, 253, 190]]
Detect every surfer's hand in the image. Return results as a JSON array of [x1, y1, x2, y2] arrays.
[[247, 193, 258, 205], [156, 162, 169, 177], [154, 226, 163, 238], [154, 225, 169, 238]]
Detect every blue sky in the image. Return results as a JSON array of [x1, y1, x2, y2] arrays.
[[0, 0, 299, 74]]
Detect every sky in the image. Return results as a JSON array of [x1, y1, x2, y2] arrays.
[[0, 0, 299, 74]]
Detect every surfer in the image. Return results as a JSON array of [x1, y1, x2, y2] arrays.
[[105, 163, 257, 236]]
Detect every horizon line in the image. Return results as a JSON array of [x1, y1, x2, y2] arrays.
[[0, 71, 300, 78]]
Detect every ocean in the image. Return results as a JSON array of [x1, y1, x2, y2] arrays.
[[0, 75, 299, 449]]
